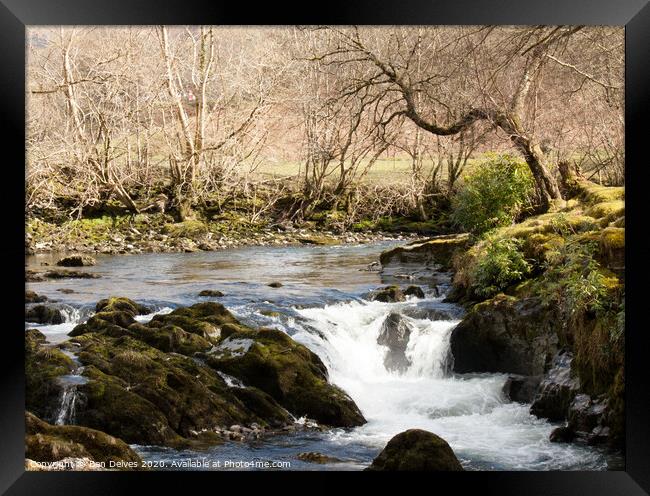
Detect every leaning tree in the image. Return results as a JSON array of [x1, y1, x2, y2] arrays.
[[310, 26, 623, 210]]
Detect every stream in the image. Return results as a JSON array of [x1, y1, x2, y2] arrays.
[[25, 242, 619, 471]]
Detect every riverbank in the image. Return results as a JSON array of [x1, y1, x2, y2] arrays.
[[26, 211, 424, 256]]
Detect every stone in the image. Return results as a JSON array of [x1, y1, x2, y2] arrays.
[[403, 285, 425, 298], [502, 375, 542, 404], [26, 305, 64, 325], [368, 285, 405, 303], [450, 295, 559, 376], [530, 352, 580, 422], [57, 255, 97, 267], [377, 312, 412, 373], [366, 429, 463, 471]]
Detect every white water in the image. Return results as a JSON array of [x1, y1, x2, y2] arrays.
[[286, 297, 607, 470]]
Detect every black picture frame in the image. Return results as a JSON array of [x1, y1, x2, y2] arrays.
[[3, 1, 649, 494]]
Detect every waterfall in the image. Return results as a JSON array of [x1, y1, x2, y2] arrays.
[[280, 293, 607, 470], [55, 384, 80, 425]]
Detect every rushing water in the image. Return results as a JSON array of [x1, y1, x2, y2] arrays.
[[25, 242, 618, 471]]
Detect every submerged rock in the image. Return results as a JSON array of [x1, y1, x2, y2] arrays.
[[26, 304, 64, 325], [366, 429, 463, 471], [25, 412, 141, 468], [57, 255, 96, 267], [198, 289, 224, 297], [403, 285, 425, 299], [450, 295, 559, 375], [530, 351, 580, 422], [368, 285, 405, 303], [377, 312, 412, 373], [296, 452, 342, 464], [502, 375, 542, 404], [267, 282, 283, 288]]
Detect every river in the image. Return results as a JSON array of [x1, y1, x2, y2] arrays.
[[25, 242, 619, 471]]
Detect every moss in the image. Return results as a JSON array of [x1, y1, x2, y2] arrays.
[[366, 429, 463, 471], [25, 330, 75, 420], [163, 220, 209, 238], [205, 329, 365, 427], [587, 200, 625, 220], [25, 412, 142, 467], [576, 182, 624, 204], [96, 297, 150, 317]]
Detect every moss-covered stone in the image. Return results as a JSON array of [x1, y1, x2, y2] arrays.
[[25, 329, 75, 421], [380, 233, 470, 270], [203, 328, 366, 427], [368, 285, 405, 303], [163, 220, 208, 238], [95, 297, 151, 317], [26, 305, 64, 325], [366, 429, 463, 471], [25, 412, 141, 467]]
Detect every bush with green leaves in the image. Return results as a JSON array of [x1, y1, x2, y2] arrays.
[[471, 236, 532, 298], [451, 154, 535, 234], [539, 240, 619, 316]]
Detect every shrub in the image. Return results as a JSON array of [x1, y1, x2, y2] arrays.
[[471, 236, 531, 298], [539, 240, 621, 317], [451, 154, 535, 234]]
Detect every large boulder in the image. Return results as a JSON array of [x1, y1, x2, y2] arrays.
[[69, 332, 291, 445], [449, 295, 559, 375], [366, 429, 463, 471], [202, 328, 366, 428], [25, 412, 141, 468], [530, 351, 580, 422], [377, 313, 412, 373], [26, 305, 64, 325], [38, 298, 364, 446]]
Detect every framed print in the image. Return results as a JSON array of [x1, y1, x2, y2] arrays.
[[2, 0, 649, 494]]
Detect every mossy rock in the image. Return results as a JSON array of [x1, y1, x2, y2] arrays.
[[25, 329, 75, 421], [26, 305, 64, 325], [586, 200, 625, 221], [25, 412, 141, 467], [366, 429, 463, 471], [575, 182, 624, 204], [368, 285, 405, 303], [204, 328, 366, 427], [599, 227, 625, 273], [57, 254, 96, 267], [163, 220, 209, 238], [380, 234, 471, 270], [69, 331, 292, 445], [26, 290, 47, 303], [96, 297, 151, 317], [198, 289, 224, 297], [127, 322, 212, 355]]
